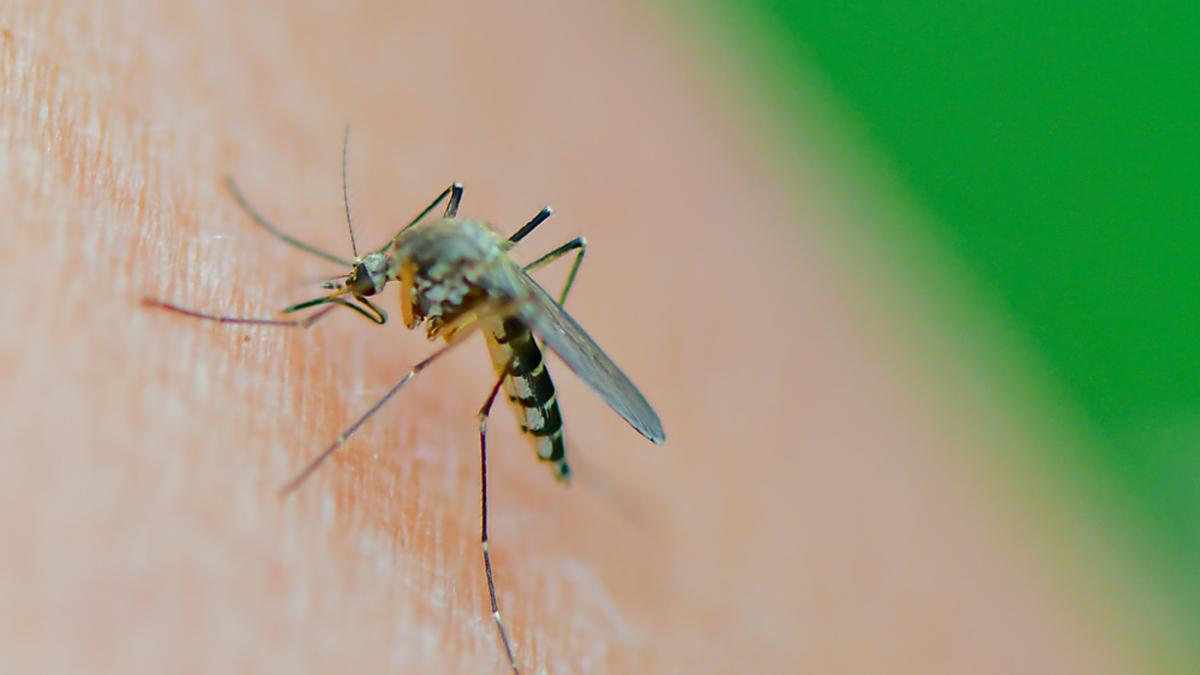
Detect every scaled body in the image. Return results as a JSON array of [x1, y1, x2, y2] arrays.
[[391, 218, 570, 478]]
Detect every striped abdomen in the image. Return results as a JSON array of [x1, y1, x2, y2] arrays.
[[485, 317, 570, 481]]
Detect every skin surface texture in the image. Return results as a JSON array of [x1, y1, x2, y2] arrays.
[[0, 1, 1157, 673]]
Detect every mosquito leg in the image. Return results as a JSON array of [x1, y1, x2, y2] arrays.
[[351, 297, 388, 324], [279, 338, 465, 495], [225, 177, 354, 267], [506, 206, 553, 245], [282, 296, 387, 325], [143, 289, 389, 328], [523, 236, 587, 305], [445, 182, 464, 218], [478, 365, 521, 674], [141, 297, 338, 328], [378, 183, 464, 252]]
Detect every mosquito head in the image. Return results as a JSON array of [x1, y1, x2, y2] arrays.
[[343, 251, 392, 297]]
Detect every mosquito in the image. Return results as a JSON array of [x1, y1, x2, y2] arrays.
[[142, 130, 665, 674]]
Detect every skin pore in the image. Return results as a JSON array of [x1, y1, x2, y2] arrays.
[[0, 1, 1158, 673]]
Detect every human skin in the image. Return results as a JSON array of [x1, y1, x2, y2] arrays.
[[0, 1, 1157, 673]]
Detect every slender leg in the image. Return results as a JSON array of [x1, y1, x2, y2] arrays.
[[283, 296, 387, 325], [378, 183, 464, 252], [141, 297, 338, 328], [352, 297, 388, 324], [143, 293, 387, 327], [445, 183, 464, 218], [524, 236, 587, 305], [279, 338, 466, 495], [506, 206, 553, 245], [478, 364, 521, 675], [225, 177, 354, 268], [472, 233, 589, 675]]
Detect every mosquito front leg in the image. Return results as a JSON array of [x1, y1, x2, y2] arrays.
[[282, 296, 388, 325], [143, 292, 387, 328], [141, 297, 339, 328], [378, 182, 465, 251], [478, 363, 521, 675]]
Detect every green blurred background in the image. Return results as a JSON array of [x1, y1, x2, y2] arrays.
[[699, 1, 1199, 625]]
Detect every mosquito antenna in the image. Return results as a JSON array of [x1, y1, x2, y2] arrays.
[[341, 123, 359, 259]]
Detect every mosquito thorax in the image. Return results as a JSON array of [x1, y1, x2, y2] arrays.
[[391, 218, 508, 336]]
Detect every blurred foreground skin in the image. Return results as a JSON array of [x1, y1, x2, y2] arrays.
[[0, 1, 1159, 674]]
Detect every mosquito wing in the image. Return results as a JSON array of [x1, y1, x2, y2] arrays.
[[513, 267, 665, 444]]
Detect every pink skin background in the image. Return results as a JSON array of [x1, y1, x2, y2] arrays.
[[0, 1, 1158, 673]]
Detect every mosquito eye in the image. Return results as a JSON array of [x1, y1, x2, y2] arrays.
[[343, 265, 366, 293]]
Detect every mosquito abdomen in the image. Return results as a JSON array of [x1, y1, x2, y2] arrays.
[[485, 317, 570, 481]]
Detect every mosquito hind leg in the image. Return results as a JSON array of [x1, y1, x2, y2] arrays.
[[524, 236, 587, 305], [478, 366, 521, 674]]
